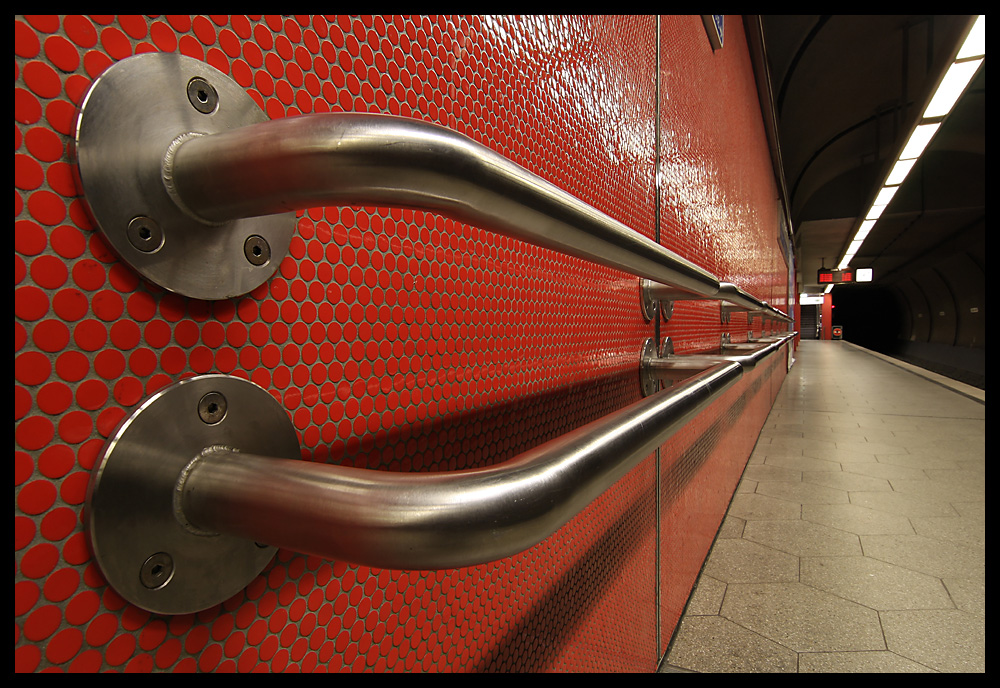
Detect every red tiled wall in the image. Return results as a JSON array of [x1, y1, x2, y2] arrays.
[[654, 16, 790, 647], [15, 15, 788, 672]]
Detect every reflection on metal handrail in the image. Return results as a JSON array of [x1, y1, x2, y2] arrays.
[[87, 334, 794, 614], [74, 52, 794, 322], [641, 279, 793, 324], [89, 358, 753, 613], [640, 332, 797, 393]]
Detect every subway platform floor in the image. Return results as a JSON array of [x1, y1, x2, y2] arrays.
[[660, 339, 985, 673]]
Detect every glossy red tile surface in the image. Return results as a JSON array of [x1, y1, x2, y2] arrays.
[[15, 15, 789, 672]]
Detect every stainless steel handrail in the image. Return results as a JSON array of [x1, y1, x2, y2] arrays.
[[642, 332, 796, 387], [168, 112, 722, 300], [79, 55, 799, 612], [76, 54, 792, 316], [86, 334, 793, 611], [642, 279, 792, 322], [168, 111, 791, 319], [178, 360, 746, 571]]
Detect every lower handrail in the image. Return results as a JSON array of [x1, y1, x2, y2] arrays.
[[88, 335, 793, 612], [178, 361, 744, 571]]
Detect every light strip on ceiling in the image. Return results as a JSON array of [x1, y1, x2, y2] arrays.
[[837, 15, 985, 272]]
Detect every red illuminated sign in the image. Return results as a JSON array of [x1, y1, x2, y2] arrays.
[[817, 269, 853, 284]]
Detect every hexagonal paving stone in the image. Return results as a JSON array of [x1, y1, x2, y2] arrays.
[[798, 650, 932, 673], [800, 556, 952, 610], [754, 480, 849, 505], [702, 539, 799, 584], [860, 534, 985, 579], [726, 492, 802, 521], [665, 615, 798, 673], [720, 582, 885, 653], [802, 502, 914, 535], [881, 609, 985, 673], [743, 519, 861, 557]]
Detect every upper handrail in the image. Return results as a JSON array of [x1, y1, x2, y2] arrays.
[[168, 112, 725, 299], [74, 54, 791, 317], [643, 279, 792, 322], [169, 112, 791, 319]]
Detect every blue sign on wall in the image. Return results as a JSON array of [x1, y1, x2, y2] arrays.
[[702, 15, 724, 50]]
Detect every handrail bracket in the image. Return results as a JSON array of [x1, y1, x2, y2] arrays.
[[86, 375, 300, 615], [72, 53, 296, 300]]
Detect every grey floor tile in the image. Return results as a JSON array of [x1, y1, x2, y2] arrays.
[[754, 480, 850, 505], [726, 492, 802, 521], [941, 577, 985, 618], [683, 574, 727, 615], [664, 616, 798, 673], [849, 491, 958, 518], [798, 650, 932, 673], [839, 462, 930, 482], [701, 539, 799, 584], [833, 439, 911, 455], [800, 556, 953, 610], [801, 470, 892, 492], [742, 464, 802, 483], [764, 454, 843, 472], [743, 519, 860, 557], [911, 514, 985, 549], [720, 582, 886, 653], [874, 453, 963, 470], [715, 514, 746, 539], [767, 436, 838, 452], [887, 477, 985, 504], [880, 609, 986, 673], [861, 534, 985, 580], [802, 503, 914, 536], [803, 446, 880, 463], [906, 440, 985, 461]]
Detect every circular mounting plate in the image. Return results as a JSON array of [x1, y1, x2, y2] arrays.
[[86, 375, 301, 614], [640, 337, 659, 397], [73, 53, 295, 300]]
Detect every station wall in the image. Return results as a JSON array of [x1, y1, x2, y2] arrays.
[[15, 15, 790, 672]]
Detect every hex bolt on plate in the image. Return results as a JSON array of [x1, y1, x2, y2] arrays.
[[186, 76, 219, 114], [140, 552, 175, 589], [244, 235, 271, 266], [72, 53, 294, 300], [198, 391, 228, 424], [86, 374, 300, 614]]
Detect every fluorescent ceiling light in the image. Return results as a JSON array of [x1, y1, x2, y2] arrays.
[[872, 186, 899, 207], [854, 220, 876, 240], [956, 16, 985, 59], [839, 15, 982, 277], [899, 122, 941, 160], [865, 204, 885, 220], [885, 158, 916, 186], [923, 59, 983, 118]]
